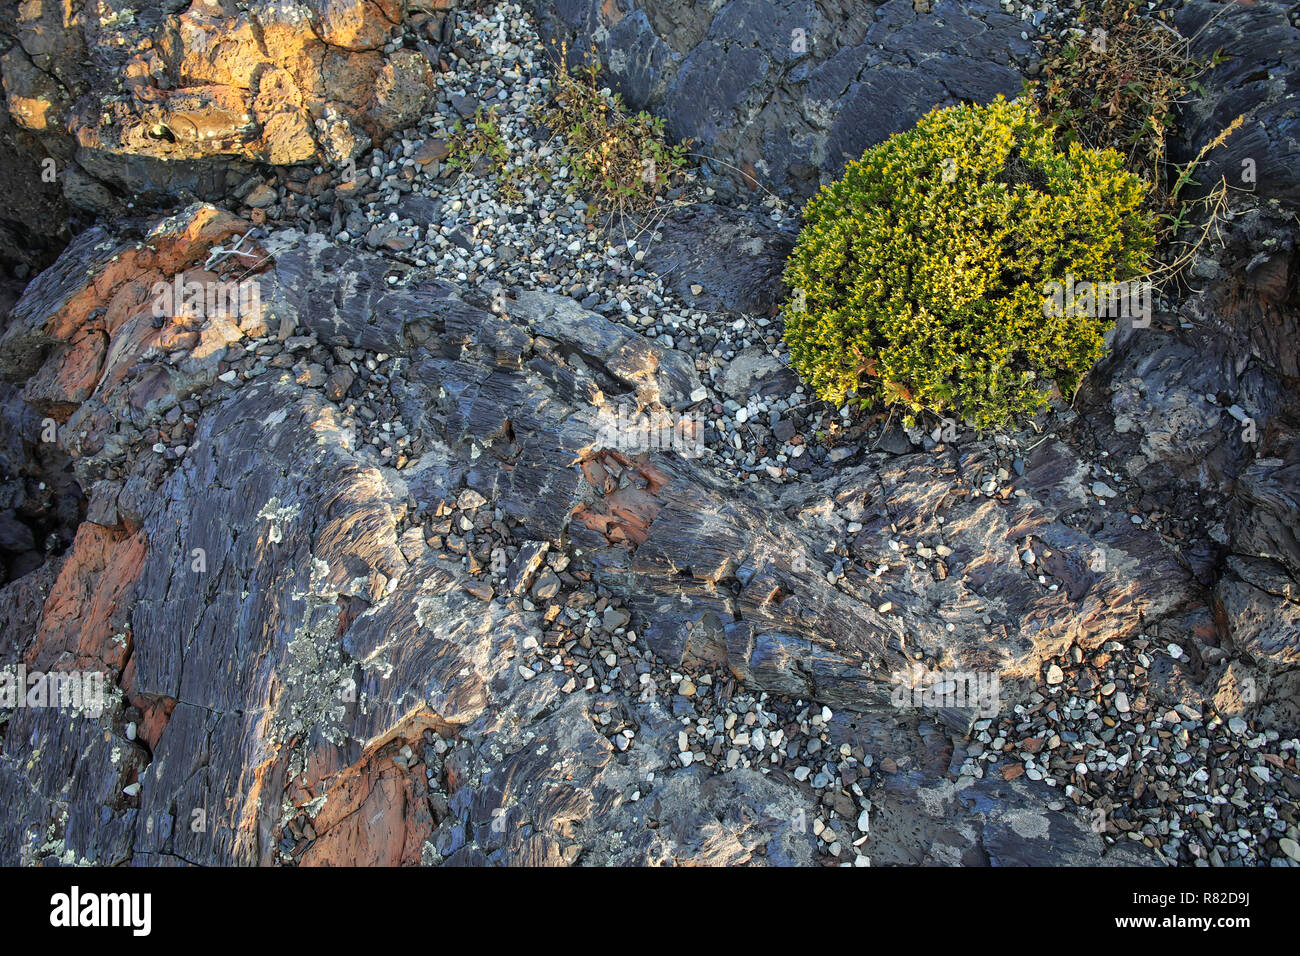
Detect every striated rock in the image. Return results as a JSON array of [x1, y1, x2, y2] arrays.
[[531, 0, 1037, 198], [1072, 183, 1300, 737], [26, 522, 146, 675], [1, 0, 1293, 874], [639, 203, 796, 316], [1173, 0, 1300, 207], [0, 205, 1178, 866], [872, 766, 1154, 866]]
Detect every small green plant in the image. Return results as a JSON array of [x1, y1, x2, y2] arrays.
[[1163, 113, 1242, 229], [783, 97, 1155, 430], [448, 105, 511, 176], [538, 45, 691, 220]]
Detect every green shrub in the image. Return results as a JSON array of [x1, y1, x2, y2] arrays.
[[782, 96, 1155, 430]]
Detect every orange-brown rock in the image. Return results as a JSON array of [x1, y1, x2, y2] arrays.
[[574, 451, 669, 548], [26, 522, 146, 675], [1, 0, 435, 215], [295, 712, 444, 866]]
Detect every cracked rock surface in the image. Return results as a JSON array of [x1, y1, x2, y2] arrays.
[[1, 193, 1296, 865]]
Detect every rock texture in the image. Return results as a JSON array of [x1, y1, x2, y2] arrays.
[[0, 96, 73, 278], [1, 0, 1298, 868], [0, 0, 442, 218], [1173, 0, 1300, 207], [530, 0, 1038, 199], [0, 204, 1183, 865]]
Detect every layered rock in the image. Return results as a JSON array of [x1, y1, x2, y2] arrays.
[[1173, 0, 1300, 207], [0, 205, 1175, 865], [1, 0, 1297, 869], [530, 0, 1038, 199]]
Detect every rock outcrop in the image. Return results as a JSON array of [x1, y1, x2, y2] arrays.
[[0, 0, 444, 219], [1, 0, 1298, 869], [530, 0, 1039, 199], [1173, 0, 1300, 207], [0, 204, 1188, 865]]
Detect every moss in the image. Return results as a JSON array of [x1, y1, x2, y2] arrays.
[[782, 97, 1155, 430]]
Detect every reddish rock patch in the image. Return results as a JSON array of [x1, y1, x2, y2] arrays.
[[27, 523, 147, 675], [574, 450, 670, 547], [295, 712, 449, 866]]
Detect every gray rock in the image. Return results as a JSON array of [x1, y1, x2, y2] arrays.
[[1173, 0, 1300, 207], [507, 540, 550, 595], [533, 0, 1036, 197], [0, 510, 35, 553], [641, 204, 795, 316], [717, 346, 788, 403]]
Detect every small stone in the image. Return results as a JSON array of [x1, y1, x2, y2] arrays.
[[531, 570, 561, 601], [413, 138, 450, 165], [245, 183, 277, 207], [458, 489, 487, 511]]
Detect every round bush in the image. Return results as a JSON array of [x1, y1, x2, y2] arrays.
[[783, 96, 1155, 430]]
